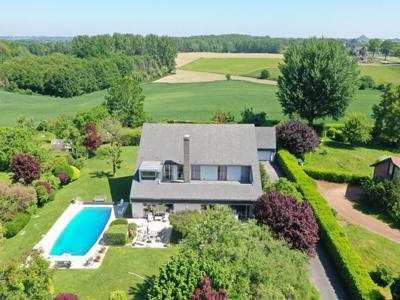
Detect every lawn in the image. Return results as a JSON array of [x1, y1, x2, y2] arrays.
[[180, 57, 283, 80], [0, 81, 383, 127], [181, 58, 400, 85], [304, 139, 400, 176], [344, 223, 400, 298]]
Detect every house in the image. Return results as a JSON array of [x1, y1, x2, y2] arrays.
[[129, 123, 276, 219], [370, 156, 400, 180]]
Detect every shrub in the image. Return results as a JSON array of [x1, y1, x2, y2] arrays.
[[128, 223, 137, 239], [53, 293, 79, 300], [188, 276, 227, 300], [110, 218, 128, 226], [37, 173, 60, 191], [0, 183, 37, 214], [255, 191, 319, 256], [391, 278, 400, 300], [277, 149, 383, 299], [57, 172, 69, 186], [4, 212, 31, 238], [35, 185, 49, 207], [259, 163, 269, 190], [109, 290, 128, 300], [120, 127, 142, 146], [303, 167, 369, 185], [225, 73, 231, 80], [240, 107, 267, 126], [83, 123, 101, 154], [54, 164, 73, 182], [104, 224, 127, 245], [211, 109, 235, 124], [35, 181, 52, 195], [343, 113, 372, 145], [169, 210, 202, 240], [276, 120, 320, 155], [11, 153, 41, 184], [370, 264, 395, 287], [69, 166, 80, 181], [359, 75, 375, 90], [259, 69, 270, 79], [265, 178, 303, 201]]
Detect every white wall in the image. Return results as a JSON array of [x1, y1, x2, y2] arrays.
[[227, 166, 241, 181], [174, 203, 202, 212], [132, 202, 144, 218], [200, 165, 218, 181]]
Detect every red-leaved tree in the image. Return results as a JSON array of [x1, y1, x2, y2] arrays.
[[254, 191, 319, 256], [35, 181, 52, 195], [53, 293, 79, 300], [188, 276, 227, 300], [83, 123, 101, 154], [11, 153, 41, 184], [276, 120, 320, 155]]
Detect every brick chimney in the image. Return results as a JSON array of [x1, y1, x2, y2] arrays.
[[183, 134, 190, 183]]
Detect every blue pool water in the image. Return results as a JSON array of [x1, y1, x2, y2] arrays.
[[50, 207, 111, 256]]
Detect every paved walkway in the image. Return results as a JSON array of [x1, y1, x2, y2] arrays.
[[317, 180, 400, 244], [260, 161, 281, 182]]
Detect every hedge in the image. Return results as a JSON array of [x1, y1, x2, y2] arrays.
[[110, 218, 128, 226], [5, 212, 31, 238], [277, 150, 383, 300], [69, 166, 80, 181], [120, 128, 142, 146], [303, 167, 369, 185], [104, 224, 127, 245]]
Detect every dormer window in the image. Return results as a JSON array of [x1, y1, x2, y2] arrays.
[[139, 161, 162, 181]]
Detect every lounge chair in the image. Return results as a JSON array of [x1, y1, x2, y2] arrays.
[[54, 260, 72, 268], [94, 195, 106, 203], [83, 257, 94, 267]]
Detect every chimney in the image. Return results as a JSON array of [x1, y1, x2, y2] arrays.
[[183, 134, 190, 183]]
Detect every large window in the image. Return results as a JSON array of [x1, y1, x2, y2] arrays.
[[141, 171, 157, 179], [218, 165, 227, 181], [388, 162, 395, 176], [163, 164, 172, 181], [191, 165, 200, 180]]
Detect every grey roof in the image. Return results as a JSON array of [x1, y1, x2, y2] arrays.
[[255, 127, 276, 149], [130, 123, 272, 203]]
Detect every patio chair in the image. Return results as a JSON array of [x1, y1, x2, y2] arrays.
[[83, 257, 94, 267], [54, 260, 72, 268], [147, 213, 154, 222]]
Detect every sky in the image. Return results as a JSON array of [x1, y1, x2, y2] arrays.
[[0, 0, 399, 38]]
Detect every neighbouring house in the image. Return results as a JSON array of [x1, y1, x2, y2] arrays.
[[370, 156, 400, 180], [129, 123, 276, 219], [51, 139, 71, 152]]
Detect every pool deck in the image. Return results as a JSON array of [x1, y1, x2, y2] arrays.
[[35, 202, 116, 269]]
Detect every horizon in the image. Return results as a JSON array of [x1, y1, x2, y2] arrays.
[[1, 0, 399, 39]]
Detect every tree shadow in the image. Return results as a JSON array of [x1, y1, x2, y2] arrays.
[[129, 281, 149, 300], [108, 175, 132, 202], [90, 171, 113, 178], [323, 140, 355, 150]]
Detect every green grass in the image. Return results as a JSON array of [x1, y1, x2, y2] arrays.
[[53, 246, 179, 300], [304, 139, 400, 176], [182, 57, 400, 85], [0, 81, 383, 127], [180, 57, 282, 80], [0, 146, 138, 265]]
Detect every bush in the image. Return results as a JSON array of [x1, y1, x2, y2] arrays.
[[188, 276, 227, 300], [225, 73, 231, 80], [303, 167, 369, 185], [104, 224, 127, 245], [255, 191, 319, 256], [265, 178, 303, 201], [211, 109, 235, 124], [259, 69, 270, 79], [38, 173, 60, 192], [359, 75, 375, 90], [54, 164, 73, 182], [83, 123, 101, 154], [276, 120, 320, 155], [109, 290, 128, 300], [69, 166, 80, 181], [169, 210, 202, 240], [259, 163, 269, 190], [240, 107, 267, 126], [277, 149, 382, 299], [391, 278, 400, 300], [120, 127, 142, 146], [110, 218, 128, 226], [11, 153, 41, 184], [57, 172, 69, 186], [0, 183, 37, 217], [35, 181, 52, 195], [53, 293, 79, 300], [343, 113, 372, 145], [128, 223, 137, 239], [370, 264, 395, 287], [35, 185, 50, 207], [4, 212, 31, 238]]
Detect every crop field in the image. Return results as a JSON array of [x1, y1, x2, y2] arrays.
[[1, 81, 383, 127], [181, 58, 400, 85]]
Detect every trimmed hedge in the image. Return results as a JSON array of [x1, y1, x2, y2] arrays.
[[104, 224, 127, 245], [4, 212, 31, 238], [69, 166, 80, 181], [120, 128, 142, 146], [277, 150, 383, 300], [303, 167, 369, 185], [110, 218, 128, 226]]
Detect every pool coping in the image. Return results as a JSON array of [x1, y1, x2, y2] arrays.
[[35, 202, 116, 269]]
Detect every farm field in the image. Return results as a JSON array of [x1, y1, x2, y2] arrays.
[[181, 57, 400, 85], [1, 81, 383, 127], [304, 139, 400, 176]]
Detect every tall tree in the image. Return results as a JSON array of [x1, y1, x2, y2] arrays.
[[368, 39, 381, 58], [277, 38, 358, 125], [381, 40, 394, 60], [104, 76, 146, 128], [106, 141, 122, 176]]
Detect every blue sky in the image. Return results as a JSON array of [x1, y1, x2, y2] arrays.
[[1, 0, 399, 38]]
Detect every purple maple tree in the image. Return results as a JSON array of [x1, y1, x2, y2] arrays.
[[11, 153, 41, 184], [53, 293, 79, 300], [83, 123, 101, 154], [35, 181, 52, 195], [188, 276, 227, 300], [254, 191, 319, 256]]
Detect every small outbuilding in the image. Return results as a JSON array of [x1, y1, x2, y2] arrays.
[[370, 156, 400, 180]]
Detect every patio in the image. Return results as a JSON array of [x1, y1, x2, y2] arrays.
[[130, 218, 172, 248]]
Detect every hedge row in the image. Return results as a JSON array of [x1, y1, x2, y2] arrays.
[[104, 224, 128, 246], [277, 150, 382, 300], [303, 167, 369, 185]]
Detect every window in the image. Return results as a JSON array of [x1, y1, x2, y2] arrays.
[[388, 162, 395, 176], [141, 171, 157, 179], [218, 165, 227, 181], [163, 164, 172, 181], [191, 165, 200, 180], [177, 165, 184, 180], [240, 166, 251, 183]]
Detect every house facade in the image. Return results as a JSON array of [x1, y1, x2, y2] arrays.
[[129, 123, 276, 219], [371, 156, 400, 180]]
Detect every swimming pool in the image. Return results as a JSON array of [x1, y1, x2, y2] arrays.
[[50, 207, 111, 256]]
